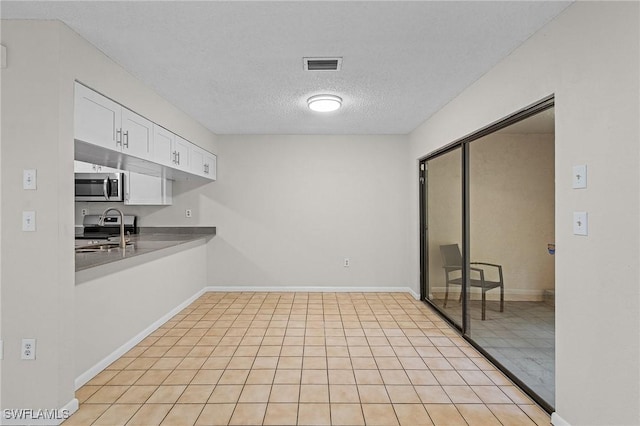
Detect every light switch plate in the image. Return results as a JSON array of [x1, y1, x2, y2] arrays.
[[572, 165, 587, 189], [22, 211, 36, 232], [23, 169, 37, 190], [573, 211, 588, 235]]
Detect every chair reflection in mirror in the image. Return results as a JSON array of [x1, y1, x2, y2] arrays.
[[440, 244, 504, 320]]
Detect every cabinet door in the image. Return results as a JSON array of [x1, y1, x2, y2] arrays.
[[203, 153, 217, 180], [153, 125, 175, 167], [121, 107, 153, 159], [74, 83, 121, 150], [189, 146, 206, 176], [124, 172, 172, 205], [173, 135, 190, 171], [188, 146, 216, 180]]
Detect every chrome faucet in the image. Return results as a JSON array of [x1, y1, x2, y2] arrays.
[[98, 207, 127, 249]]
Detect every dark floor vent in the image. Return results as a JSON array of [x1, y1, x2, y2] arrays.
[[303, 57, 342, 71]]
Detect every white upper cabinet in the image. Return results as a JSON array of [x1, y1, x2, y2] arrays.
[[173, 135, 190, 171], [75, 83, 152, 159], [190, 146, 217, 180], [203, 152, 217, 180], [74, 83, 120, 150], [153, 125, 193, 173], [190, 147, 205, 176], [74, 82, 216, 181], [121, 107, 153, 159], [124, 172, 172, 206], [152, 125, 175, 168]]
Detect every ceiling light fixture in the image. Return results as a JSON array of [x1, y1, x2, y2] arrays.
[[307, 94, 342, 112]]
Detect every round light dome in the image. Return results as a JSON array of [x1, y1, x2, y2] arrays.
[[307, 94, 342, 112]]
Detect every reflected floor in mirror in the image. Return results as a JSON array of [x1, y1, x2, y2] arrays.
[[436, 298, 555, 407]]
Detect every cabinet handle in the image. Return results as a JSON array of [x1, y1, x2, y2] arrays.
[[204, 164, 209, 174], [176, 152, 180, 165], [172, 151, 176, 164], [123, 131, 129, 148], [116, 128, 122, 146]]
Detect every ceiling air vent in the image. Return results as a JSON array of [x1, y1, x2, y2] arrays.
[[304, 57, 342, 71]]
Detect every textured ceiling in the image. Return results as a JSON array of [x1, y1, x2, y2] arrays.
[[1, 1, 571, 135]]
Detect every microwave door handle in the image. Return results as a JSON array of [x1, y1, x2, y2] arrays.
[[103, 177, 110, 200]]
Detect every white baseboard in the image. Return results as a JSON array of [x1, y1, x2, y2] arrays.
[[205, 285, 420, 299], [551, 412, 571, 426], [61, 399, 79, 419], [406, 288, 420, 300], [74, 288, 207, 390], [0, 398, 78, 426]]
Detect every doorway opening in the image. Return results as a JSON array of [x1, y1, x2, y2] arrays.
[[419, 97, 555, 411]]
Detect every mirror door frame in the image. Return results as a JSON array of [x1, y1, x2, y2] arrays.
[[418, 95, 555, 413]]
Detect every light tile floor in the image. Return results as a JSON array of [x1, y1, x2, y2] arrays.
[[64, 292, 550, 425], [437, 298, 555, 407]]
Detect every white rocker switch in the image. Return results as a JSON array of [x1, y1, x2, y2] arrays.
[[572, 165, 587, 189], [573, 211, 588, 236]]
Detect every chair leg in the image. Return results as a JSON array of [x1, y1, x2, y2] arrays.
[[444, 283, 449, 307], [500, 285, 504, 312], [482, 290, 486, 320]]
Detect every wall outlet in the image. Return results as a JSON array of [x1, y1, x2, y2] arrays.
[[21, 338, 36, 360], [81, 208, 88, 216], [185, 209, 192, 218], [343, 258, 350, 267]]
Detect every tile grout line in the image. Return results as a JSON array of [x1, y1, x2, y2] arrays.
[[70, 292, 549, 426]]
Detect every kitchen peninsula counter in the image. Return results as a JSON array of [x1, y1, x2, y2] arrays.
[[75, 227, 216, 277]]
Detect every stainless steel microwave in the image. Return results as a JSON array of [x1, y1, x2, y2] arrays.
[[75, 173, 124, 202]]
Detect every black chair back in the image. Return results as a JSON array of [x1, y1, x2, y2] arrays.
[[440, 244, 462, 267]]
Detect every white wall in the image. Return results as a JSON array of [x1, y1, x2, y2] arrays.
[[409, 2, 639, 424], [0, 19, 218, 413], [75, 242, 207, 379], [206, 135, 410, 290], [0, 21, 3, 412], [1, 20, 75, 412]]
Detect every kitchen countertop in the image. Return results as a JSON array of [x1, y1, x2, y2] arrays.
[[75, 227, 216, 272]]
